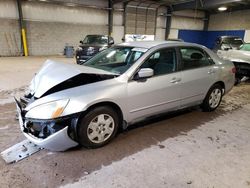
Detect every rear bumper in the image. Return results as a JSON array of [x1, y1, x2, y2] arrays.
[[15, 99, 79, 151]]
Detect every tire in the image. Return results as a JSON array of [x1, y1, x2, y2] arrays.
[[201, 84, 223, 112], [77, 106, 119, 148]]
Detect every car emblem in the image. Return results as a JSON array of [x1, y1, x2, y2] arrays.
[[87, 47, 95, 55]]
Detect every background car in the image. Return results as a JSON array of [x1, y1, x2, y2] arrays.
[[75, 35, 114, 64], [16, 41, 235, 151], [213, 36, 244, 52], [217, 43, 250, 83]]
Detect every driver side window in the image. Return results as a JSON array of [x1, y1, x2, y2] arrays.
[[141, 48, 176, 76]]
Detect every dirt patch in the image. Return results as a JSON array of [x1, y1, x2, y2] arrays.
[[0, 83, 250, 188]]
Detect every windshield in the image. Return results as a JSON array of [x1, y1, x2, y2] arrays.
[[84, 47, 147, 74], [240, 43, 250, 51], [222, 37, 243, 45], [83, 35, 108, 45]]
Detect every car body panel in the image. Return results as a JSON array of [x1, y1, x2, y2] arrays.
[[127, 72, 182, 123], [30, 59, 118, 98], [179, 66, 218, 108], [22, 127, 78, 152], [16, 41, 235, 151], [218, 50, 250, 64], [217, 49, 250, 78]]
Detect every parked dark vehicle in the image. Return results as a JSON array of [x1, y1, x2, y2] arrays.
[[213, 36, 244, 52], [76, 35, 114, 64]]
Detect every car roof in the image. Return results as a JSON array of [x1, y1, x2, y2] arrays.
[[116, 41, 203, 49]]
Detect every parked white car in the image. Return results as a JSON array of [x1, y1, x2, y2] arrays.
[[15, 41, 235, 151], [217, 43, 250, 83]]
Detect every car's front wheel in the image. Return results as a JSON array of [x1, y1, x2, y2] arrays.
[[201, 84, 223, 112], [77, 106, 119, 148]]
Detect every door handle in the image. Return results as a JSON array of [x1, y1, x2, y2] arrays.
[[170, 77, 182, 83], [208, 69, 216, 74]]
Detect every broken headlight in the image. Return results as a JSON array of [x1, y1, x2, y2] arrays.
[[25, 99, 69, 119]]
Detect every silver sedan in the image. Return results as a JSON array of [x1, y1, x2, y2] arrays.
[[16, 41, 235, 151]]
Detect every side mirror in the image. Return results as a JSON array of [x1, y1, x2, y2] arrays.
[[135, 68, 154, 80], [80, 40, 83, 44]]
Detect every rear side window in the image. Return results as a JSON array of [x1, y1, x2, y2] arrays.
[[180, 47, 213, 70]]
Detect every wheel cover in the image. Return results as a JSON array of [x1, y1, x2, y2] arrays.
[[209, 88, 222, 108], [87, 114, 115, 144]]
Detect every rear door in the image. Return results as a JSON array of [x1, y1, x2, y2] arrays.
[[178, 47, 216, 108]]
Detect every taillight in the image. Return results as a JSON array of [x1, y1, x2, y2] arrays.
[[231, 67, 236, 74]]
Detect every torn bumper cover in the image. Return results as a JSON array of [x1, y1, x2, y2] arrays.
[[15, 99, 79, 152]]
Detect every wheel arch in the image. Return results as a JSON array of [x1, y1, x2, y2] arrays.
[[78, 101, 124, 130], [206, 81, 226, 95], [201, 81, 224, 112], [213, 81, 225, 95]]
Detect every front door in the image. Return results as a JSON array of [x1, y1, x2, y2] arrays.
[[127, 48, 182, 122]]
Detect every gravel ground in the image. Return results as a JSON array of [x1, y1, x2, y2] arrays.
[[0, 56, 250, 188]]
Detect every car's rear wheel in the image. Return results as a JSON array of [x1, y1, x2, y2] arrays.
[[201, 84, 223, 112], [77, 106, 119, 148]]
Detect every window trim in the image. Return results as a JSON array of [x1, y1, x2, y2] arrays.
[[129, 47, 180, 81], [177, 46, 215, 71]]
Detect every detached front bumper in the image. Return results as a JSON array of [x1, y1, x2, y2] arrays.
[[15, 99, 79, 152], [23, 126, 78, 152]]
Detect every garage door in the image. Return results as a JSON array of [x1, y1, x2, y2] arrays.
[[125, 3, 157, 35]]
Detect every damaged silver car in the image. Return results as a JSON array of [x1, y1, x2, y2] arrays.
[[15, 41, 235, 151]]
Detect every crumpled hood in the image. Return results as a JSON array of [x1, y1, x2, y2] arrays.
[[30, 60, 117, 98], [218, 50, 250, 64]]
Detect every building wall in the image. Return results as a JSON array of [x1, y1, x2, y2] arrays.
[[155, 7, 167, 40], [0, 0, 207, 56], [113, 3, 124, 44], [0, 19, 21, 56], [0, 0, 108, 56], [26, 21, 107, 56], [209, 10, 250, 42], [169, 10, 205, 39]]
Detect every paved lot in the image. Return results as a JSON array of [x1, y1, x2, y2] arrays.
[[0, 57, 250, 188]]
